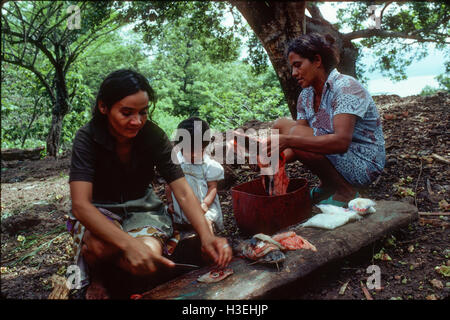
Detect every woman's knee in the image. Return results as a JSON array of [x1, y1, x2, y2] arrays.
[[137, 236, 163, 255], [82, 231, 118, 261]]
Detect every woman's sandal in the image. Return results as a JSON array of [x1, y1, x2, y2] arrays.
[[309, 187, 332, 204], [317, 192, 360, 208]]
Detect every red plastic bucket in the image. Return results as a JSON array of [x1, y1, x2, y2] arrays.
[[231, 178, 311, 236]]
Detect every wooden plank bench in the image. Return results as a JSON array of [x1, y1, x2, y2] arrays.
[[140, 200, 418, 300]]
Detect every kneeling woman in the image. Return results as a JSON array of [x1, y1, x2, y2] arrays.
[[270, 33, 385, 206], [67, 69, 232, 298]]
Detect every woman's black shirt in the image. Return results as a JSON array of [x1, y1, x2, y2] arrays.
[[69, 118, 184, 204]]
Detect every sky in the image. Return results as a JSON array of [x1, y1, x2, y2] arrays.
[[317, 2, 447, 96]]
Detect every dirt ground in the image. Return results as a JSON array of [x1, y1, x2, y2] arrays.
[[1, 93, 449, 300]]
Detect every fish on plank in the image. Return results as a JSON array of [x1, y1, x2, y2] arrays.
[[272, 231, 317, 252], [233, 234, 286, 271], [197, 268, 234, 283]]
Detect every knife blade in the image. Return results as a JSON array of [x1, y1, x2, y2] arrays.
[[173, 263, 200, 269]]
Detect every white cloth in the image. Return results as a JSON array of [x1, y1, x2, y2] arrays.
[[172, 151, 225, 230], [301, 204, 363, 230]]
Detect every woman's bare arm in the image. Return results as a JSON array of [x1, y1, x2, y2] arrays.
[[70, 181, 175, 273], [70, 181, 133, 251], [169, 177, 231, 267], [272, 114, 357, 155]]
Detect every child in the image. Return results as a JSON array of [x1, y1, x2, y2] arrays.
[[166, 117, 224, 233]]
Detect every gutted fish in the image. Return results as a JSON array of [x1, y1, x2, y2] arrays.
[[235, 234, 286, 270], [197, 268, 234, 283], [227, 131, 289, 196], [272, 231, 317, 252]]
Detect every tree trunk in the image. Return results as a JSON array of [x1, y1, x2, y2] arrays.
[[232, 1, 306, 120], [233, 1, 360, 119], [46, 67, 69, 157], [305, 16, 359, 78]]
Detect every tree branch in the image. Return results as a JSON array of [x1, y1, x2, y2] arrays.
[[21, 95, 43, 148], [64, 23, 122, 74], [2, 28, 58, 66], [2, 56, 55, 103], [306, 2, 325, 21], [343, 28, 449, 44], [379, 1, 393, 25]]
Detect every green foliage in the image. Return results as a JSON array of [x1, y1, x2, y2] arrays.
[[436, 61, 450, 93], [1, 65, 50, 149], [333, 2, 449, 81], [420, 61, 450, 96], [1, 1, 124, 155], [244, 33, 270, 75], [120, 1, 243, 63], [420, 85, 440, 96], [197, 65, 289, 132]]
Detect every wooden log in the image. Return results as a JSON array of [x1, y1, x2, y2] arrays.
[[1, 146, 44, 161], [140, 200, 418, 300]]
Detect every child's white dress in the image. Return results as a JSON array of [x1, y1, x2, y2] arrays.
[[171, 151, 225, 230]]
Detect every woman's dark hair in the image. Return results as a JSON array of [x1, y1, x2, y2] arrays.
[[176, 117, 211, 150], [285, 33, 340, 73], [93, 69, 156, 121]]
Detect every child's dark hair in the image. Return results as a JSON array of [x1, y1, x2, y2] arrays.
[[176, 117, 211, 150], [93, 69, 156, 121], [285, 33, 340, 73]]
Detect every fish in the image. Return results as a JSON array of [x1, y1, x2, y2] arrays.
[[234, 234, 286, 271], [197, 268, 234, 283], [253, 233, 285, 250], [228, 131, 289, 196], [272, 231, 317, 252], [260, 152, 289, 196]]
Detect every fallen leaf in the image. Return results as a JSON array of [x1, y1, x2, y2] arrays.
[[426, 294, 438, 300], [435, 265, 450, 277], [438, 199, 450, 211], [430, 279, 444, 289], [339, 281, 349, 295], [384, 113, 396, 120], [408, 245, 414, 253], [374, 249, 392, 261], [360, 281, 373, 300]]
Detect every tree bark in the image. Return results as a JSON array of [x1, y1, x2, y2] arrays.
[[233, 1, 360, 119], [305, 16, 359, 78], [46, 66, 69, 157], [232, 1, 306, 120]]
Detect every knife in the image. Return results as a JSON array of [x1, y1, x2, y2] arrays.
[[173, 263, 200, 269]]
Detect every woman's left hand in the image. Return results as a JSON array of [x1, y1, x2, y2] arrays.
[[200, 235, 233, 269]]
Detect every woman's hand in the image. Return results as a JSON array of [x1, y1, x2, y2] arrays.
[[121, 237, 175, 275], [200, 234, 233, 269], [262, 134, 289, 158], [169, 177, 233, 268]]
